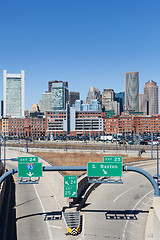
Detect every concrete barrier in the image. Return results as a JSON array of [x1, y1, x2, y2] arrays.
[[0, 175, 16, 240], [153, 197, 160, 240]]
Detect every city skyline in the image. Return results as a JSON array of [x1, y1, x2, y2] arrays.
[[1, 1, 160, 110], [1, 69, 160, 115]]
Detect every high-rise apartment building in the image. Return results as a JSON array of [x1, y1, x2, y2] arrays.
[[144, 80, 159, 115], [86, 87, 101, 105], [3, 70, 25, 117], [125, 72, 139, 112], [69, 92, 80, 107]]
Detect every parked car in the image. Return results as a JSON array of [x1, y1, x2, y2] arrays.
[[140, 140, 148, 145], [148, 141, 159, 145], [118, 140, 126, 145], [128, 141, 136, 145]]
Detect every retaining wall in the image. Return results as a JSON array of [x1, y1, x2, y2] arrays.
[[153, 197, 160, 240], [0, 175, 16, 240]]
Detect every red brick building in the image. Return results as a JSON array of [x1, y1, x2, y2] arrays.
[[2, 117, 46, 138], [103, 115, 160, 135]]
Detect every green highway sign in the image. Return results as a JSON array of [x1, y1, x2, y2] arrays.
[[64, 175, 77, 198], [103, 156, 123, 163], [87, 162, 122, 177], [18, 162, 42, 178], [18, 156, 38, 163]]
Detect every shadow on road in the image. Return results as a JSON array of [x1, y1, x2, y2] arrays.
[[16, 210, 62, 221], [81, 209, 149, 221]]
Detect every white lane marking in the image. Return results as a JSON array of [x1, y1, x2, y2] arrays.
[[122, 190, 153, 240], [141, 201, 150, 207], [113, 181, 146, 202], [33, 184, 53, 240], [50, 226, 62, 229], [127, 230, 138, 236]]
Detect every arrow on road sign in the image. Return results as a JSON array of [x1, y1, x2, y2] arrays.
[[27, 172, 34, 177], [103, 169, 108, 174]]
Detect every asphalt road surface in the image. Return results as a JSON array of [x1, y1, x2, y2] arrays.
[[6, 158, 73, 240], [79, 163, 155, 240], [5, 150, 157, 240]]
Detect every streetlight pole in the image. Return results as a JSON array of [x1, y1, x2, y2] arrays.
[[103, 131, 105, 153], [138, 131, 141, 156], [157, 142, 159, 185], [116, 127, 117, 151], [26, 137, 28, 153], [151, 127, 153, 160], [66, 134, 67, 152], [4, 137, 6, 172]]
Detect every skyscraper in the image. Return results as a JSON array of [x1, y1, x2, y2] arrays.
[[115, 92, 125, 114], [3, 70, 25, 117], [42, 91, 52, 112], [86, 87, 101, 105], [69, 92, 80, 106], [51, 81, 69, 110], [125, 72, 139, 112], [139, 94, 148, 114], [144, 80, 159, 115]]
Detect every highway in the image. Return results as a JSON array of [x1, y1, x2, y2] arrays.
[[6, 154, 73, 240], [4, 149, 157, 240], [80, 163, 155, 240]]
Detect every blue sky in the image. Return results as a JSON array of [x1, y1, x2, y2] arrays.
[[0, 0, 160, 110]]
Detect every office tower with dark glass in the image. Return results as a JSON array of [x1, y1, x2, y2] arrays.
[[3, 70, 25, 117], [125, 72, 139, 112], [115, 92, 125, 114], [69, 92, 80, 107], [144, 80, 159, 115]]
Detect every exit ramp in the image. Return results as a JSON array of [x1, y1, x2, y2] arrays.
[[63, 211, 80, 235]]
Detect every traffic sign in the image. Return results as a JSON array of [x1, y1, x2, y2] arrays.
[[103, 156, 123, 163], [64, 175, 77, 198], [18, 156, 38, 163], [18, 162, 42, 178], [87, 162, 122, 177]]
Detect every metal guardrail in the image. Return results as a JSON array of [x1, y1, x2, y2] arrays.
[[0, 165, 159, 196]]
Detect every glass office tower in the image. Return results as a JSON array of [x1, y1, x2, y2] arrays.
[[3, 70, 25, 117], [51, 81, 69, 110]]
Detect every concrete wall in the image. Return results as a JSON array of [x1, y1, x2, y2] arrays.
[[0, 175, 16, 240], [153, 197, 160, 240]]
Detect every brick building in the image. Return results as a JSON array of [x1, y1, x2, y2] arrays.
[[2, 117, 46, 138]]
